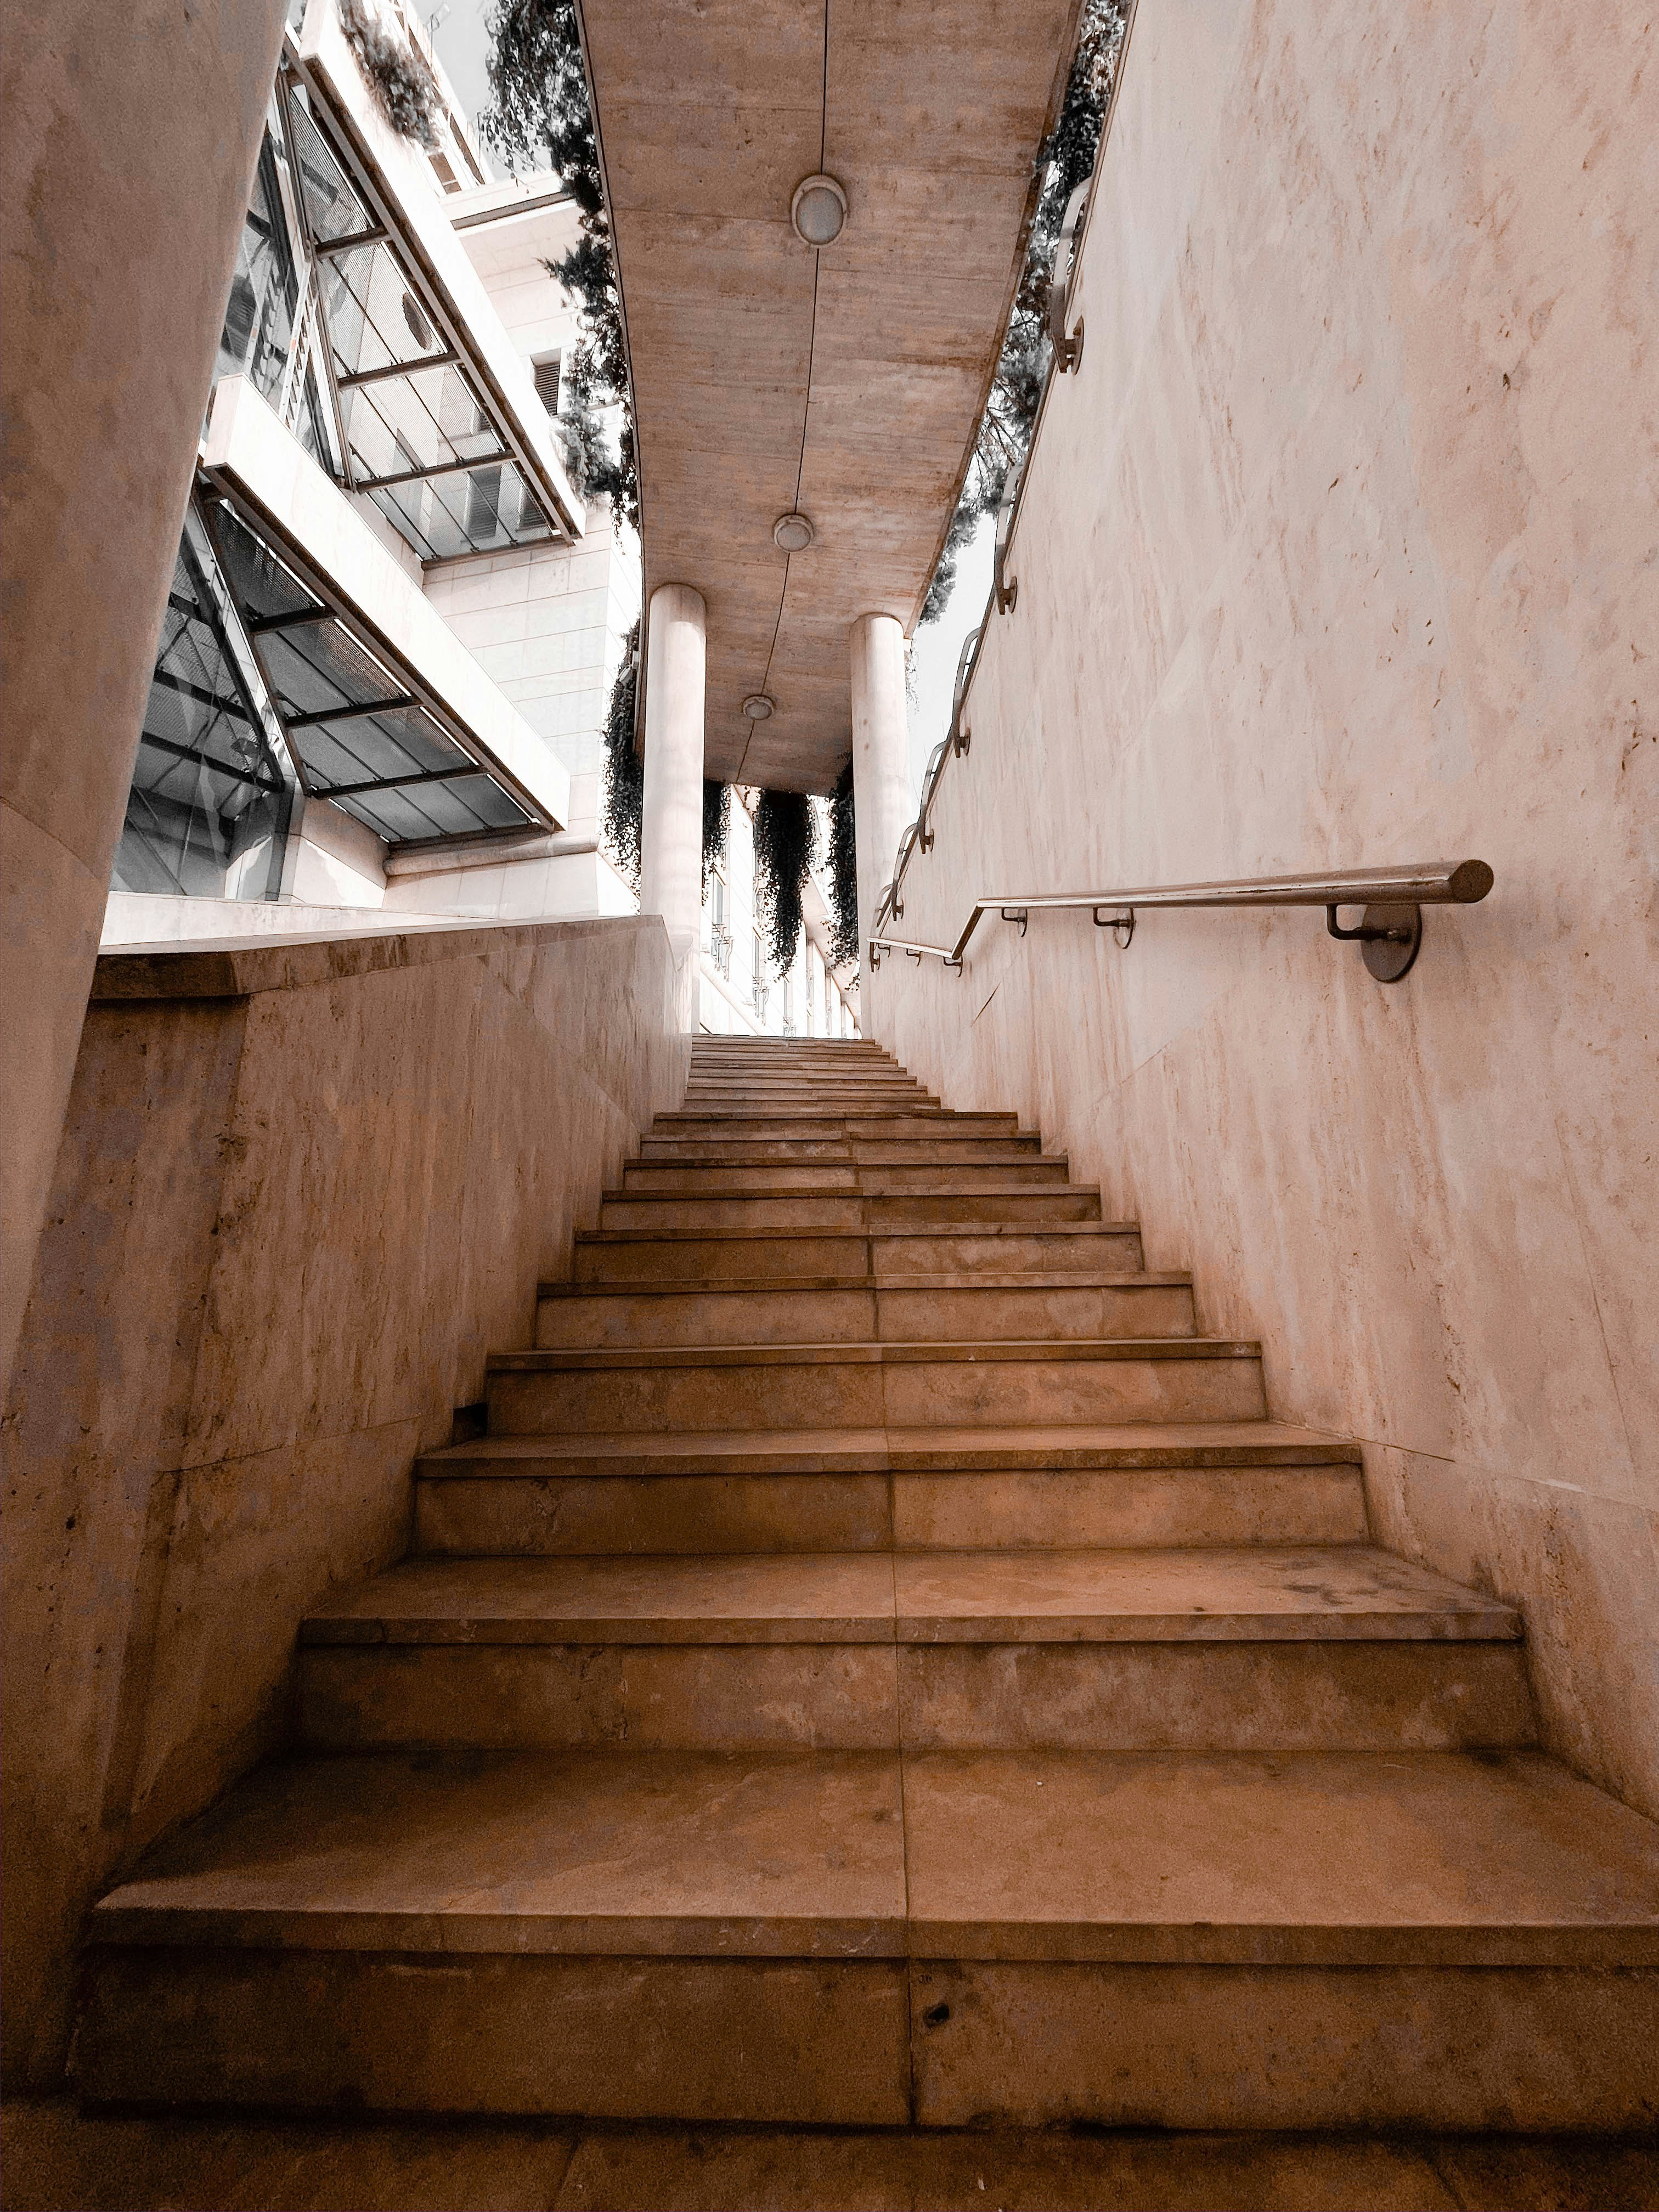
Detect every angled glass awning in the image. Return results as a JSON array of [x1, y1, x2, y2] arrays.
[[277, 65, 580, 566], [202, 495, 539, 845]]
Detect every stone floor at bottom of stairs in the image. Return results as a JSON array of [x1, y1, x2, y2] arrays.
[[4, 2101, 1657, 2212]]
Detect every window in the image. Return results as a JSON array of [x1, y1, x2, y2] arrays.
[[114, 522, 294, 901], [781, 972, 795, 1037], [217, 132, 299, 404], [533, 354, 562, 417]]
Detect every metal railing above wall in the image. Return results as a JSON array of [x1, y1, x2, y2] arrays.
[[870, 861, 1495, 986]]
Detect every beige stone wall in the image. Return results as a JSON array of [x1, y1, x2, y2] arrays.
[[872, 0, 1657, 1808], [0, 917, 687, 2085]]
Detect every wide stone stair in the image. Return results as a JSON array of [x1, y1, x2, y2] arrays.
[[77, 1038, 1658, 2129]]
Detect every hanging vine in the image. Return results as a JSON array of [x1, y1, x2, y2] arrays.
[[919, 0, 1127, 622], [482, 0, 638, 529], [702, 777, 730, 889], [826, 762, 859, 968], [338, 0, 443, 148], [600, 620, 642, 883], [751, 791, 817, 976]]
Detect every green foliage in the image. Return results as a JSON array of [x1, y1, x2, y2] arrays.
[[920, 0, 1127, 623], [601, 620, 642, 884], [338, 0, 442, 149], [702, 777, 730, 889], [752, 791, 817, 977], [483, 0, 639, 529], [826, 762, 859, 968]]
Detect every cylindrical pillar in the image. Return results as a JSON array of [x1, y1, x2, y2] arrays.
[[1, 0, 289, 1402], [639, 583, 708, 963], [849, 612, 913, 955]]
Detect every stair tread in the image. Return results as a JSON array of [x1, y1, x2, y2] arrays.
[[489, 1338, 1258, 1372], [92, 1747, 1659, 1966], [417, 1420, 1362, 1474], [577, 1222, 1141, 1242], [539, 1272, 1193, 1296], [300, 1545, 1520, 1645]]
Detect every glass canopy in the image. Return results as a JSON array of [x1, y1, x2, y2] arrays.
[[204, 499, 537, 844], [114, 530, 295, 898]]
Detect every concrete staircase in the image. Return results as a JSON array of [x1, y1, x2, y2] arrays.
[[77, 1039, 1658, 2129]]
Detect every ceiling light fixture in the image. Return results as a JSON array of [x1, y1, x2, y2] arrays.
[[772, 512, 815, 552], [791, 173, 848, 247], [742, 693, 776, 720]]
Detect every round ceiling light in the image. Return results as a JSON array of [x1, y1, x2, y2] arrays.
[[791, 173, 848, 247], [742, 693, 776, 720], [772, 511, 815, 552]]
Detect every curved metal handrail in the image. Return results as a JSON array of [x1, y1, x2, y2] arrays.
[[869, 860, 1495, 986]]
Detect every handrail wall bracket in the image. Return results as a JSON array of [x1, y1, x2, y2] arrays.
[[1325, 901, 1423, 983]]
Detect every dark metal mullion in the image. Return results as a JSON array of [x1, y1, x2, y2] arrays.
[[324, 763, 491, 799], [137, 726, 289, 797], [149, 665, 257, 721], [311, 225, 386, 258], [244, 607, 330, 636], [356, 451, 505, 493], [284, 694, 420, 730], [337, 351, 459, 390]]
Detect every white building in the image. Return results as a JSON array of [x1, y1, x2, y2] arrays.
[[103, 0, 859, 1040]]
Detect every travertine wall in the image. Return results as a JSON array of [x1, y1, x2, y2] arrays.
[[1, 916, 687, 2085], [0, 0, 288, 1400], [873, 0, 1656, 1808]]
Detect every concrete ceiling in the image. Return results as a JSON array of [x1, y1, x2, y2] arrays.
[[578, 0, 1082, 791]]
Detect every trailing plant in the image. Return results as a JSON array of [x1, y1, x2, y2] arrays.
[[751, 790, 817, 976], [338, 0, 442, 150], [920, 0, 1127, 622], [702, 777, 730, 890], [601, 620, 642, 884], [825, 762, 859, 968], [482, 0, 639, 529]]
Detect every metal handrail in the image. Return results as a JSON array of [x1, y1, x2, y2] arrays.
[[869, 860, 1495, 986]]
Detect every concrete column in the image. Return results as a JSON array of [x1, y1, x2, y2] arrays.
[[0, 0, 290, 1403], [849, 612, 913, 955], [639, 583, 708, 960]]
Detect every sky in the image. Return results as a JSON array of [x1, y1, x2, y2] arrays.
[[430, 0, 995, 807]]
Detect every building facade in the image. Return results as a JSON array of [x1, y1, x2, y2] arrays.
[[101, 0, 858, 1041]]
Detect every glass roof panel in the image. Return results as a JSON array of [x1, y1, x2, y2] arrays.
[[253, 618, 406, 721], [286, 85, 373, 243], [210, 504, 321, 623], [289, 707, 469, 791], [323, 239, 451, 381]]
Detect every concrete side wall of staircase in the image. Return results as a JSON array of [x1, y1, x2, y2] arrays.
[[0, 915, 689, 2088], [870, 0, 1657, 1816]]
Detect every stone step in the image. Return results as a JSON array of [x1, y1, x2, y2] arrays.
[[595, 1186, 1107, 1232], [652, 1112, 1021, 1140], [572, 1223, 1147, 1283], [618, 1157, 1073, 1194], [484, 1339, 1267, 1436], [637, 1134, 1044, 1163], [292, 1547, 1533, 1756], [411, 1423, 1370, 1556], [78, 1747, 1659, 2126], [535, 1274, 1198, 1348]]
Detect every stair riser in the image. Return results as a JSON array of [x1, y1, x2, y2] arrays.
[[596, 1193, 1104, 1231], [74, 1948, 1658, 2128], [619, 1162, 1070, 1193], [411, 1466, 1371, 1556], [484, 1353, 1266, 1435], [296, 1642, 1536, 1754], [534, 1283, 1197, 1349], [638, 1141, 1042, 1165], [656, 1116, 1020, 1141], [571, 1229, 1146, 1284], [75, 1950, 910, 2124]]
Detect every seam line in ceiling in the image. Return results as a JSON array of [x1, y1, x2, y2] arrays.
[[740, 0, 831, 786]]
